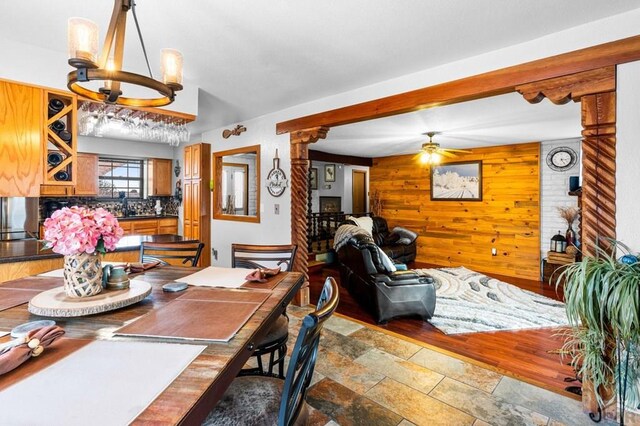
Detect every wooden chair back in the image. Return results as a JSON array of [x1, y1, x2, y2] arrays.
[[139, 241, 204, 267], [231, 244, 298, 272], [278, 277, 339, 426]]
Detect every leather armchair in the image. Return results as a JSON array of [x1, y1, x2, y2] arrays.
[[336, 232, 436, 324], [346, 216, 418, 263]]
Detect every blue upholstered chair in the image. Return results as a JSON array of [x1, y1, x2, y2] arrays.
[[203, 276, 339, 426]]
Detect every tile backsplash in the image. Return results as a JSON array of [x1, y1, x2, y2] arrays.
[[40, 196, 179, 220]]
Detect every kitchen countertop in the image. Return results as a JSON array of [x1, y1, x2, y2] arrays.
[[0, 234, 192, 264]]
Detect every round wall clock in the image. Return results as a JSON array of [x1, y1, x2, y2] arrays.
[[546, 146, 577, 171]]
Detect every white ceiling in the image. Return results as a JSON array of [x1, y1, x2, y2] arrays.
[[2, 1, 638, 133], [317, 93, 582, 157]]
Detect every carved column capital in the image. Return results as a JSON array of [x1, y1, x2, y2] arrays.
[[516, 66, 615, 105], [290, 126, 329, 145]]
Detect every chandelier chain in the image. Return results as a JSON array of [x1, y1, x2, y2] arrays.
[[130, 1, 154, 79]]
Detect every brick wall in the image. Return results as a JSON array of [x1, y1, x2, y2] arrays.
[[540, 139, 581, 257]]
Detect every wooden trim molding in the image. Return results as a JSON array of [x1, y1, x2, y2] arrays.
[[290, 127, 329, 306], [309, 150, 373, 167], [516, 66, 616, 105], [212, 144, 261, 224], [276, 35, 640, 134]]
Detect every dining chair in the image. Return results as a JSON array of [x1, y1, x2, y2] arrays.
[[232, 243, 297, 378], [203, 276, 339, 426], [139, 241, 204, 267]]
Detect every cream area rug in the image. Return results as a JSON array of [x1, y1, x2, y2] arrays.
[[418, 266, 569, 335]]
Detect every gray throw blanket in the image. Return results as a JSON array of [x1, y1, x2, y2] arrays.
[[333, 224, 372, 252]]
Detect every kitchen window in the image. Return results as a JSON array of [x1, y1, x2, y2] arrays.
[[98, 157, 144, 199]]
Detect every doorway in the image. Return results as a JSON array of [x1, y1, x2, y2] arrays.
[[352, 170, 367, 214]]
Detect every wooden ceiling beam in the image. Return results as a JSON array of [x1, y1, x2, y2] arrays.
[[309, 150, 373, 167], [276, 35, 640, 134]]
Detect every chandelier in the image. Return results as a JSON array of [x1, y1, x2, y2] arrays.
[[67, 0, 183, 107]]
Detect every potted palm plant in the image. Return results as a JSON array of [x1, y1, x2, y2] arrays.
[[558, 240, 640, 425]]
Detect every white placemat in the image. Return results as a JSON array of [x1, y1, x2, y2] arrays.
[[38, 261, 127, 277], [0, 340, 205, 426], [176, 266, 253, 288]]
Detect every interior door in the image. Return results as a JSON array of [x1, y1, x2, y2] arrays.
[[352, 170, 367, 213]]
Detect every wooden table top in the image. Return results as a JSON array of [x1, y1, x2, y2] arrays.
[[0, 266, 303, 425]]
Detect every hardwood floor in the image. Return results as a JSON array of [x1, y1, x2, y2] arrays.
[[308, 263, 579, 400]]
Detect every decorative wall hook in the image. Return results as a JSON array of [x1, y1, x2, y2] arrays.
[[222, 124, 247, 139]]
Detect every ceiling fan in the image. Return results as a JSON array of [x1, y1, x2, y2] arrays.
[[416, 131, 471, 164]]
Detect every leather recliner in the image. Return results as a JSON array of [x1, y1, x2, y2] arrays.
[[336, 232, 436, 324], [345, 216, 418, 264]]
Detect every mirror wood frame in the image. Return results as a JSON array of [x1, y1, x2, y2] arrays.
[[212, 145, 261, 223]]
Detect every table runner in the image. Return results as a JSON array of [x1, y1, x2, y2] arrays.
[[0, 340, 205, 426]]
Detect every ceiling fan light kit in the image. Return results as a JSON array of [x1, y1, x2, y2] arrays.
[[417, 131, 471, 165], [67, 0, 183, 107]]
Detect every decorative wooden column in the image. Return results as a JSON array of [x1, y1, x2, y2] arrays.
[[580, 92, 616, 256], [516, 66, 616, 255], [290, 126, 329, 306]]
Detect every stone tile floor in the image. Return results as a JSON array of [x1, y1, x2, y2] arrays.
[[283, 305, 608, 426]]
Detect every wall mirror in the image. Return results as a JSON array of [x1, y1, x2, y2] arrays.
[[213, 145, 260, 223]]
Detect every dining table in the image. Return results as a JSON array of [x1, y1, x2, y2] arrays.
[[0, 266, 303, 425]]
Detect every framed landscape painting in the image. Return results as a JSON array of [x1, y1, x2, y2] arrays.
[[430, 160, 482, 201]]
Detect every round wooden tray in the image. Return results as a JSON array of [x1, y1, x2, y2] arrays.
[[28, 280, 152, 318]]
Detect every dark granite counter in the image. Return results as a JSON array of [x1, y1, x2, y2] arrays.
[[0, 234, 191, 264]]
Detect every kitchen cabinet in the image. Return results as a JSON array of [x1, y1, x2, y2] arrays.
[[158, 218, 178, 234], [118, 217, 178, 236], [40, 152, 98, 196], [74, 153, 99, 196], [183, 143, 211, 266], [131, 219, 161, 235], [148, 158, 173, 196], [0, 79, 43, 196]]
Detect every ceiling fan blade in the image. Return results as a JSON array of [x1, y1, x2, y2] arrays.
[[437, 150, 458, 158], [442, 148, 472, 153]]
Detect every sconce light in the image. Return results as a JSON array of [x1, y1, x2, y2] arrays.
[[174, 160, 181, 177]]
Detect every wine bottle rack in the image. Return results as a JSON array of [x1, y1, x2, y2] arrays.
[[43, 89, 77, 187]]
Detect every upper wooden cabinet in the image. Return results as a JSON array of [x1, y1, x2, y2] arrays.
[[148, 158, 173, 196], [184, 143, 206, 180], [75, 153, 99, 196], [0, 80, 43, 196]]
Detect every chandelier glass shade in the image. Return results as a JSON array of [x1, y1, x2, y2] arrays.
[[67, 0, 183, 107]]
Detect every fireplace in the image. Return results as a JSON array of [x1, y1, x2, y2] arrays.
[[319, 196, 342, 213]]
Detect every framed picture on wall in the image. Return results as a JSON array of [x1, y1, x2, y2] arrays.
[[324, 164, 336, 182], [310, 167, 318, 190], [430, 160, 482, 201]]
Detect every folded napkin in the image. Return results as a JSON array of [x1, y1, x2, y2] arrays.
[[245, 267, 281, 283], [0, 326, 65, 375], [128, 261, 161, 274]]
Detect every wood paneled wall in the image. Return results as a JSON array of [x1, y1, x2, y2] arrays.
[[370, 142, 540, 280]]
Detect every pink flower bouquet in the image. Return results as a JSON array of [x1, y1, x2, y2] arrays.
[[43, 206, 124, 256]]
